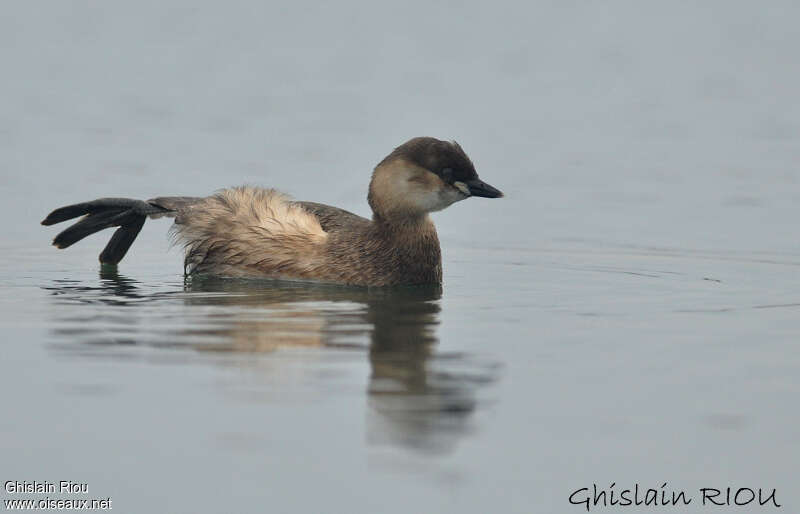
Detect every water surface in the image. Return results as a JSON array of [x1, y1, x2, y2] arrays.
[[2, 1, 800, 512]]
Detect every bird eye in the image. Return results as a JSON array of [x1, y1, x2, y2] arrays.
[[441, 168, 453, 181]]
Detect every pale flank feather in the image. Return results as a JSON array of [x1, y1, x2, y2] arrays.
[[173, 187, 328, 277]]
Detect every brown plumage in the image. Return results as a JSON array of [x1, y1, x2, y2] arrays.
[[41, 137, 503, 286]]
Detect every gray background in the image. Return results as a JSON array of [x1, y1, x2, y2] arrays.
[[1, 1, 798, 512]]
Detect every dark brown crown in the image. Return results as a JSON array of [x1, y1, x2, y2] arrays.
[[377, 137, 478, 184]]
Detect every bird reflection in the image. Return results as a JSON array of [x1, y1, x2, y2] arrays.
[[45, 268, 495, 454]]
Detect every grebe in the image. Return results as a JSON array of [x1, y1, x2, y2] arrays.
[[42, 137, 502, 286]]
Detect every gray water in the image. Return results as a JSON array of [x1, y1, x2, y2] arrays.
[[2, 2, 799, 513]]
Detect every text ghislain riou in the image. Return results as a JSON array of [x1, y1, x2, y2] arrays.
[[5, 481, 88, 494], [570, 483, 780, 511]]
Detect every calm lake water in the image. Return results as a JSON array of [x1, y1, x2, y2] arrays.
[[2, 2, 799, 513]]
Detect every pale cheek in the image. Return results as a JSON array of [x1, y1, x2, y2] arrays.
[[439, 189, 467, 207], [409, 188, 465, 212]]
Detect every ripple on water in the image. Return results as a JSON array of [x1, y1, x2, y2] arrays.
[[42, 268, 501, 454]]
